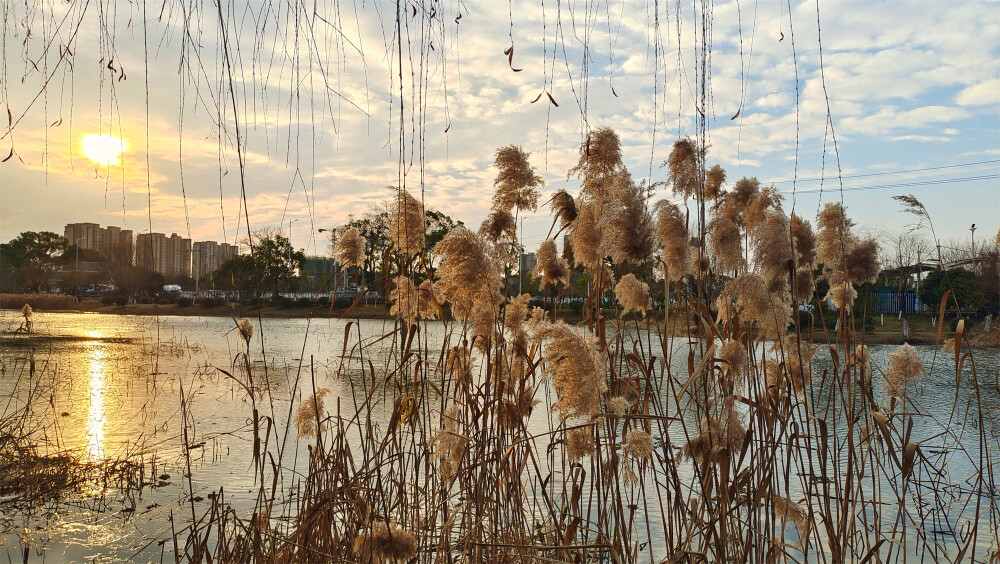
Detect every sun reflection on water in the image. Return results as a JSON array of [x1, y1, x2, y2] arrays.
[[85, 339, 107, 461]]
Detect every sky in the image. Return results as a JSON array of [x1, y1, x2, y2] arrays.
[[1, 0, 998, 259]]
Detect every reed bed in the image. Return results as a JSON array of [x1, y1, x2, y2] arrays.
[[2, 133, 998, 563]]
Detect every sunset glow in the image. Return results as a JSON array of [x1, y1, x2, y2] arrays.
[[81, 134, 126, 166]]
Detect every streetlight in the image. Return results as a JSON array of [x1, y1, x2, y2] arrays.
[[519, 217, 526, 294], [970, 223, 977, 265], [74, 236, 86, 297], [75, 236, 87, 273], [288, 218, 300, 264]]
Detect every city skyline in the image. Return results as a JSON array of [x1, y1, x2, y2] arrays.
[[0, 0, 997, 257]]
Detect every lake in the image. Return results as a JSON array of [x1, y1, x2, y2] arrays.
[[1, 311, 998, 561]]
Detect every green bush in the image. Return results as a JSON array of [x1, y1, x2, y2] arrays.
[[198, 297, 220, 308], [296, 297, 313, 308], [318, 296, 330, 306], [177, 296, 194, 308], [137, 296, 153, 305], [101, 296, 117, 306], [280, 297, 295, 308]]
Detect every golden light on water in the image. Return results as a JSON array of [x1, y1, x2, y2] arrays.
[[81, 133, 126, 166], [85, 341, 107, 461]]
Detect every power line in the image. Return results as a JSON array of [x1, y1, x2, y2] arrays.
[[789, 173, 999, 195], [770, 159, 1000, 185]]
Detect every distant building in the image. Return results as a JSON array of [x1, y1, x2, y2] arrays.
[[192, 240, 238, 279], [136, 232, 192, 277], [64, 222, 134, 263], [519, 252, 537, 275], [302, 256, 337, 292]]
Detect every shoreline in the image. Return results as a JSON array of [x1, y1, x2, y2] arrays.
[[3, 304, 993, 347]]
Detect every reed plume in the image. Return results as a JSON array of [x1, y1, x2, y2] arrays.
[[665, 137, 701, 201], [624, 428, 654, 460], [389, 188, 426, 257], [492, 145, 543, 213], [480, 209, 516, 242], [614, 273, 650, 316], [353, 522, 417, 563], [569, 127, 625, 205], [294, 388, 330, 438], [789, 213, 817, 266], [883, 343, 923, 399], [334, 227, 367, 267], [654, 200, 690, 281], [708, 216, 745, 274], [816, 202, 855, 269], [238, 317, 254, 344], [705, 164, 727, 201], [435, 227, 503, 321], [551, 189, 578, 227], [533, 239, 570, 289], [604, 174, 656, 265], [844, 237, 880, 284], [771, 494, 811, 544], [566, 427, 596, 463], [535, 322, 607, 420], [568, 203, 602, 271]]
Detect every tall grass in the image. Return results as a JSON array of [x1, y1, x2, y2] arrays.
[[1, 135, 997, 563]]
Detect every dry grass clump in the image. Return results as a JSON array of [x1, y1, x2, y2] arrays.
[[389, 188, 426, 256], [883, 343, 923, 399], [716, 273, 791, 339], [0, 293, 77, 310], [434, 227, 503, 321], [843, 237, 880, 285], [654, 200, 690, 280], [334, 227, 367, 267], [353, 522, 417, 563], [535, 322, 607, 420], [614, 273, 650, 316], [533, 239, 570, 289], [816, 202, 854, 268], [492, 145, 542, 213], [789, 213, 817, 266]]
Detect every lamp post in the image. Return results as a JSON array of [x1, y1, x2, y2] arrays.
[[75, 236, 87, 273], [288, 218, 300, 264], [970, 223, 977, 265], [519, 217, 526, 294]]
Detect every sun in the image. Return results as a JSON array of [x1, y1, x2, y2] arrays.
[[81, 134, 127, 166]]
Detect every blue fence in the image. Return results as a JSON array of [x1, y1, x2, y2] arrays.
[[871, 288, 924, 314]]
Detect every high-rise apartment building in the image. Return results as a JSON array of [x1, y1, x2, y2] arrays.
[[136, 232, 192, 277], [64, 222, 134, 263], [192, 240, 238, 279]]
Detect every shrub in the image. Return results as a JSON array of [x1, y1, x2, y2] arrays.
[[137, 296, 153, 304], [280, 297, 295, 308], [296, 297, 313, 308], [334, 297, 353, 308], [157, 298, 172, 305], [101, 296, 117, 306], [198, 297, 220, 308], [318, 296, 330, 306], [177, 296, 194, 308], [115, 296, 129, 306], [0, 293, 78, 310]]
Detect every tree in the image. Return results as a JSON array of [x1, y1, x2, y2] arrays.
[[0, 231, 68, 292], [338, 204, 463, 288], [918, 268, 987, 314], [226, 229, 306, 300]]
